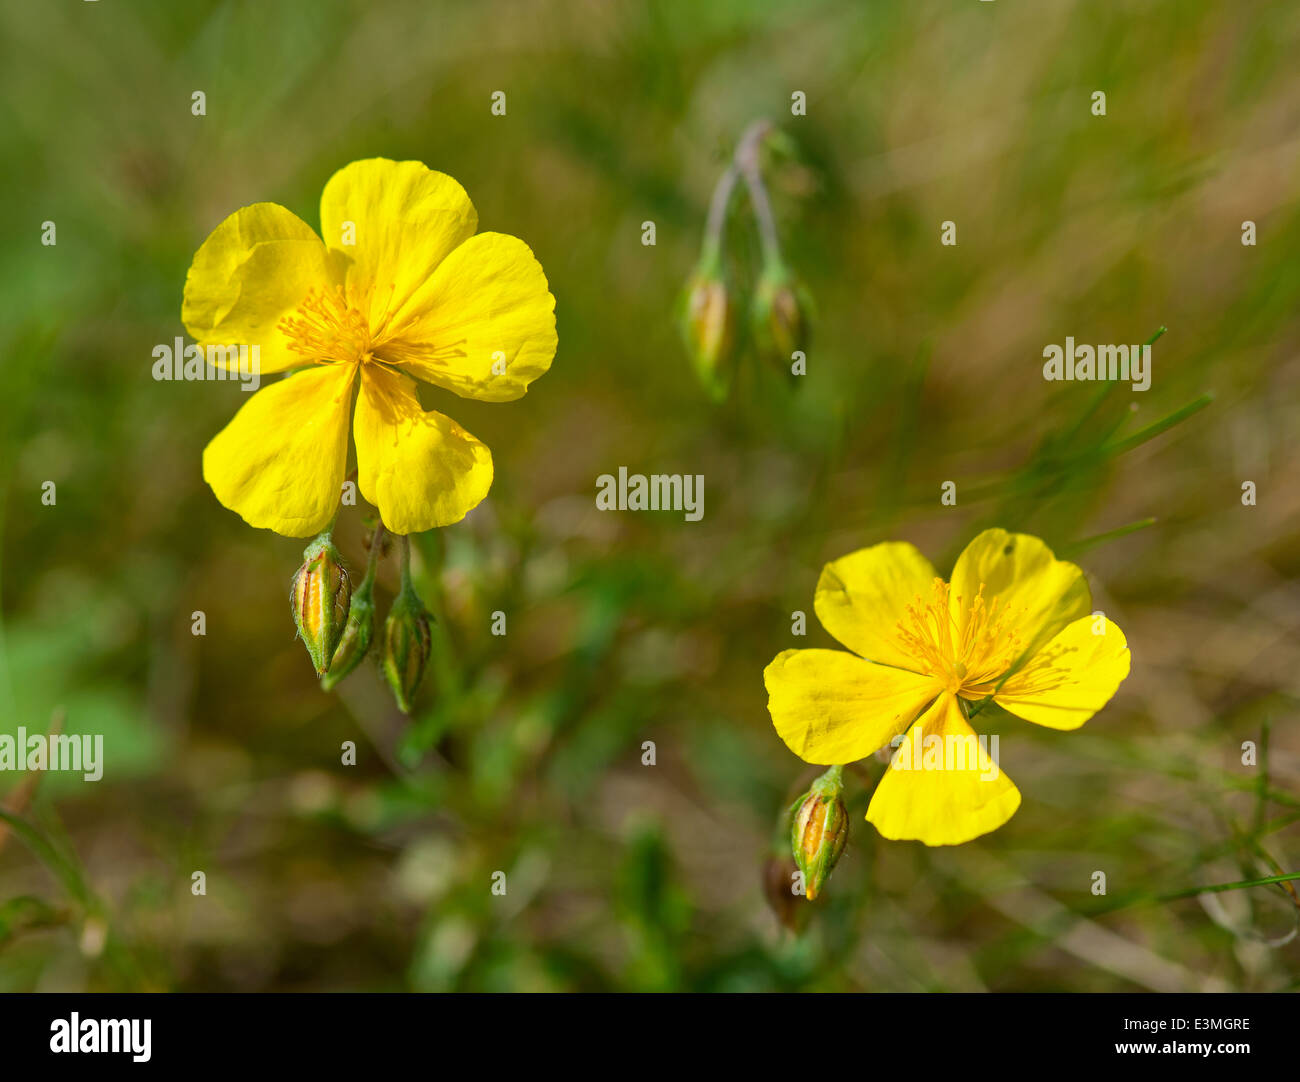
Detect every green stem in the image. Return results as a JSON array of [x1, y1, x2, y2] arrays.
[[1100, 392, 1214, 457], [814, 763, 844, 794], [1057, 517, 1157, 557], [0, 810, 93, 907], [734, 118, 782, 265], [355, 523, 386, 598], [397, 533, 412, 591], [1156, 870, 1300, 905], [1058, 326, 1167, 450], [702, 164, 740, 263]]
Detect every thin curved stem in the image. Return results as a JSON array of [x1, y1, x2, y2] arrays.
[[1157, 870, 1300, 905], [355, 522, 386, 597], [734, 118, 782, 264], [397, 533, 412, 589], [702, 164, 739, 261]]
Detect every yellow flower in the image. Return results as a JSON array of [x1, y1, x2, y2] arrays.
[[764, 529, 1131, 846], [184, 158, 557, 536]]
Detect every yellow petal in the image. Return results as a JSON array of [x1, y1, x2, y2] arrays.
[[319, 159, 477, 333], [813, 542, 939, 670], [866, 693, 1022, 845], [202, 363, 357, 537], [993, 615, 1130, 730], [948, 528, 1091, 668], [353, 365, 493, 534], [377, 233, 557, 402], [182, 202, 337, 375], [764, 648, 939, 765]]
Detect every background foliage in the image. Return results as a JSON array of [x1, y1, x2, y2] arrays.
[[1, 0, 1298, 991]]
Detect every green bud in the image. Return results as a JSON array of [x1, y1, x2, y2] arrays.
[[320, 581, 374, 691], [291, 534, 351, 675], [750, 261, 811, 373], [678, 254, 738, 402], [791, 766, 848, 901], [381, 585, 431, 714]]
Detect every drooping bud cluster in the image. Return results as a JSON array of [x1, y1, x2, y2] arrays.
[[791, 766, 848, 901], [291, 534, 352, 675], [292, 525, 436, 714], [679, 118, 813, 401]]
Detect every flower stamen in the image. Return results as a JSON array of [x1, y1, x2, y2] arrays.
[[894, 579, 1025, 696], [279, 285, 371, 362]]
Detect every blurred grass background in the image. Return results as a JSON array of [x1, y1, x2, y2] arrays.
[[1, 0, 1298, 991]]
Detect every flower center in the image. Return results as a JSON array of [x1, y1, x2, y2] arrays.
[[893, 578, 1025, 696], [279, 286, 372, 363]]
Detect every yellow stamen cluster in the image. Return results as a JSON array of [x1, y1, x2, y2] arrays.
[[279, 285, 371, 363], [377, 334, 469, 370], [894, 578, 1025, 696]]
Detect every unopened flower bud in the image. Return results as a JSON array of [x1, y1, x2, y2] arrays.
[[791, 766, 848, 901], [291, 534, 351, 675], [381, 585, 431, 714], [751, 261, 811, 373], [320, 582, 374, 691], [679, 255, 738, 402]]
